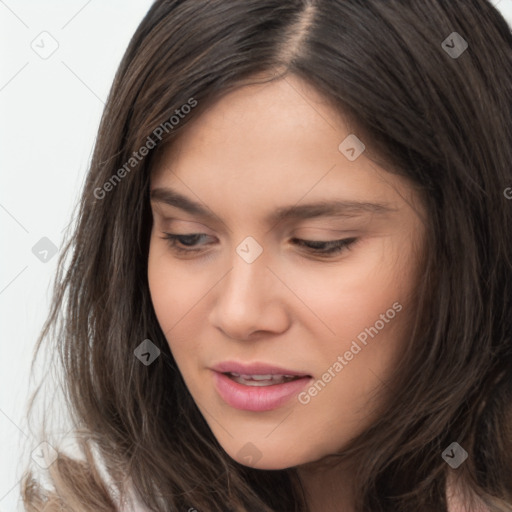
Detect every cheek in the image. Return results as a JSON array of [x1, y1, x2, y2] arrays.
[[147, 242, 216, 360], [277, 239, 411, 337], [148, 243, 194, 339], [148, 247, 175, 332]]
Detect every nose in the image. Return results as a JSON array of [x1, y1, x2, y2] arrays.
[[208, 244, 290, 341]]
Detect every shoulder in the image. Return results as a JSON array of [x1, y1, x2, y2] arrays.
[[116, 478, 152, 512], [446, 475, 490, 512]]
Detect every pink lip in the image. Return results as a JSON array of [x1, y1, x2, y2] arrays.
[[211, 370, 313, 412], [211, 360, 311, 377]]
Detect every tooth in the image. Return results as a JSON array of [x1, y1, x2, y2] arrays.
[[240, 380, 274, 386], [250, 374, 274, 380], [232, 376, 280, 386], [230, 374, 299, 386], [228, 372, 302, 380]]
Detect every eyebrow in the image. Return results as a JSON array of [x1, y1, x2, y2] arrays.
[[150, 187, 396, 226]]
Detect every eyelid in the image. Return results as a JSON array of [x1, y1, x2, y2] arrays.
[[291, 227, 360, 239], [154, 215, 217, 234], [159, 231, 360, 259]]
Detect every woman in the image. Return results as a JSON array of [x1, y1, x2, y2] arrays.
[[21, 0, 512, 511]]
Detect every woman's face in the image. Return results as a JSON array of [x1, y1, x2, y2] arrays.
[[147, 75, 425, 470]]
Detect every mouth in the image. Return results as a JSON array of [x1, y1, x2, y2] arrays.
[[222, 372, 309, 386], [211, 368, 313, 412]]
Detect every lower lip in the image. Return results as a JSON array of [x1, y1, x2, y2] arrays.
[[212, 371, 312, 412]]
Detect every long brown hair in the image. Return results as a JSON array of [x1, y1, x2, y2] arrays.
[[21, 0, 512, 511]]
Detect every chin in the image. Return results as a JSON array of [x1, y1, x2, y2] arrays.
[[236, 457, 293, 470], [227, 444, 305, 470]]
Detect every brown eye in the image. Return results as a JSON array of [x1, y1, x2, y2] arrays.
[[160, 233, 213, 253], [291, 237, 359, 255]]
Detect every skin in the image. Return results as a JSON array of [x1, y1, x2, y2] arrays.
[[147, 74, 426, 511]]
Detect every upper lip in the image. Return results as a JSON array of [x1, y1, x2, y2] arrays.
[[211, 361, 311, 377]]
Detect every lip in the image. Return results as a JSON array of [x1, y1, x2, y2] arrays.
[[210, 362, 313, 412], [211, 360, 311, 377]]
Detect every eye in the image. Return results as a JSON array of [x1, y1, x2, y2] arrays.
[[160, 233, 213, 254], [290, 237, 359, 256], [160, 232, 359, 257]]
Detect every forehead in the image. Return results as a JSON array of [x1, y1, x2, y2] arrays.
[[151, 76, 348, 178], [149, 76, 419, 225]]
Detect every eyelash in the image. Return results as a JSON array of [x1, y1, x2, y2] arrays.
[[159, 233, 359, 257]]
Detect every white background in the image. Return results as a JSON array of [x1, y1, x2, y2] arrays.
[[1, 1, 511, 510]]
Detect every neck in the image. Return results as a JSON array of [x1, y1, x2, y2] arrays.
[[295, 458, 356, 512]]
